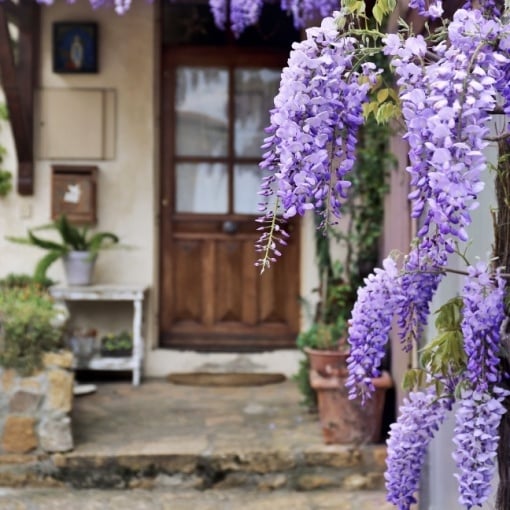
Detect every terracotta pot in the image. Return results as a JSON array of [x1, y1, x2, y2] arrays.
[[305, 348, 392, 445], [304, 347, 349, 376]]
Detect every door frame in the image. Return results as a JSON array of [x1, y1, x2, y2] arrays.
[[158, 46, 300, 352]]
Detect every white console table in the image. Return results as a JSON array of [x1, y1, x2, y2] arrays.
[[50, 284, 148, 386]]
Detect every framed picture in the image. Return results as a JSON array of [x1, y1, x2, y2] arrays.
[[53, 22, 98, 74]]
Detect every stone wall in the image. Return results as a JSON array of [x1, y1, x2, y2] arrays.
[[0, 351, 74, 454]]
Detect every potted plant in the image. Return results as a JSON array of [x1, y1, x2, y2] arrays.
[[294, 113, 394, 444], [6, 214, 119, 286], [297, 264, 393, 445], [100, 330, 133, 357]]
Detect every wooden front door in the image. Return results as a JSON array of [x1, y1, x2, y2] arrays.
[[159, 2, 300, 351]]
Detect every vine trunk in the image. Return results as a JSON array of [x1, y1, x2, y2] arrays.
[[495, 138, 510, 510]]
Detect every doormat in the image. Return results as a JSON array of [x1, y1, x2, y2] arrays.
[[166, 372, 286, 387]]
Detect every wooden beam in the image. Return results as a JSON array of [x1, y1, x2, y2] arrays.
[[0, 0, 38, 195]]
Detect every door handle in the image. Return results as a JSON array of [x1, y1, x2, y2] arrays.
[[222, 220, 238, 234]]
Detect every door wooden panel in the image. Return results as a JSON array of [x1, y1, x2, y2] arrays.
[[215, 240, 243, 322], [173, 239, 204, 323], [160, 35, 300, 351]]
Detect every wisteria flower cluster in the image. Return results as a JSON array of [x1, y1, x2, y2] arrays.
[[253, 1, 510, 508], [378, 8, 507, 359], [450, 264, 509, 508], [461, 263, 506, 391], [255, 13, 381, 269], [409, 0, 443, 18], [280, 0, 340, 31], [346, 257, 404, 402], [210, 0, 341, 35], [385, 389, 454, 509], [346, 7, 510, 508], [381, 261, 508, 509], [453, 389, 508, 508], [229, 0, 264, 38], [36, 0, 339, 36], [348, 4, 507, 394]]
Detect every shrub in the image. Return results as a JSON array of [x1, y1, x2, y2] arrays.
[[0, 272, 55, 290], [0, 284, 65, 375]]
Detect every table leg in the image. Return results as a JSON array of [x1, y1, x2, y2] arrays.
[[132, 298, 143, 386]]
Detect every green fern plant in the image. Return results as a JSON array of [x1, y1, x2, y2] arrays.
[[6, 214, 119, 283]]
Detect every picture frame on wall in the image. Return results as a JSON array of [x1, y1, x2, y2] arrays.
[[53, 22, 98, 74]]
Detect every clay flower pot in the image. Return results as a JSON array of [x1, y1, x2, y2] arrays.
[[305, 347, 392, 445]]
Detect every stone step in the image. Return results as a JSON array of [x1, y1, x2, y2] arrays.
[[0, 444, 387, 492], [0, 486, 395, 510]]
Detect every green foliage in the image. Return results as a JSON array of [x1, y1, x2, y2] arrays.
[[6, 214, 120, 283], [0, 169, 12, 197], [292, 358, 318, 411], [100, 330, 132, 352], [296, 320, 347, 351], [0, 273, 55, 290], [0, 284, 64, 376], [344, 0, 366, 15], [0, 102, 8, 120], [372, 0, 397, 25], [402, 297, 466, 393], [0, 102, 11, 198]]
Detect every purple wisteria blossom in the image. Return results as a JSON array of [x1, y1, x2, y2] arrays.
[[461, 262, 506, 390], [450, 263, 508, 508], [386, 10, 499, 241], [34, 0, 337, 29], [385, 389, 453, 509], [347, 8, 510, 507], [409, 0, 444, 18], [346, 257, 404, 402], [380, 9, 506, 351], [230, 0, 264, 37], [395, 241, 447, 351], [475, 0, 502, 16], [114, 0, 131, 15], [453, 388, 508, 509], [493, 18, 510, 123], [209, 0, 227, 30], [280, 0, 339, 29], [255, 13, 382, 268]]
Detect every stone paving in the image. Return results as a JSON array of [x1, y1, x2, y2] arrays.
[[50, 378, 387, 491], [0, 487, 395, 509], [0, 377, 394, 508]]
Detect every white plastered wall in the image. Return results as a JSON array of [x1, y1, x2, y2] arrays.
[[0, 1, 310, 378], [0, 0, 161, 369]]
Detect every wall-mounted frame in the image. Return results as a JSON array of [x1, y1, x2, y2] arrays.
[[51, 166, 98, 224], [53, 22, 98, 74]]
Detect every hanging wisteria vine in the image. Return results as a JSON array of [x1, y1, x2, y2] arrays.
[[254, 1, 510, 509], [34, 0, 339, 34], [31, 0, 510, 506]]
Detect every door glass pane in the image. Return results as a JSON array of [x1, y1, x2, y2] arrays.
[[176, 163, 228, 213], [234, 164, 283, 215], [234, 164, 263, 214], [234, 68, 281, 157], [175, 67, 228, 157]]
